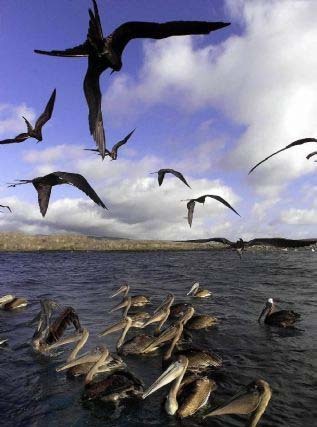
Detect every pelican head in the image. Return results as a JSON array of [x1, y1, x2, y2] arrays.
[[258, 298, 274, 323], [180, 306, 195, 324], [110, 283, 129, 298], [186, 282, 199, 296], [109, 296, 131, 314], [0, 295, 15, 306]]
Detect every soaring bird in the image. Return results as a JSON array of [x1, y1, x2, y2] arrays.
[[34, 0, 230, 158], [8, 171, 107, 217], [84, 128, 135, 160], [150, 169, 191, 188], [0, 205, 11, 213], [0, 89, 56, 145], [183, 195, 240, 227], [258, 298, 300, 328], [248, 137, 317, 174]]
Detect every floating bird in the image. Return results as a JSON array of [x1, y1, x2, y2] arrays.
[[0, 295, 28, 310], [150, 169, 191, 188], [258, 298, 300, 327], [142, 355, 217, 418], [0, 89, 56, 145], [84, 128, 135, 160], [169, 303, 194, 319], [306, 151, 317, 160], [248, 137, 317, 174], [35, 0, 230, 158], [187, 282, 212, 298], [8, 171, 107, 217], [185, 314, 218, 330], [110, 284, 151, 310], [204, 379, 272, 427], [164, 348, 223, 373], [183, 194, 240, 227], [142, 293, 175, 333], [0, 205, 11, 213]]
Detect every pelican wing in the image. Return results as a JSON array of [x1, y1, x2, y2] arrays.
[[306, 151, 317, 160], [34, 42, 90, 57], [203, 195, 240, 217], [207, 389, 261, 416], [249, 137, 317, 174], [0, 205, 11, 212], [34, 89, 56, 131], [84, 61, 106, 158], [0, 133, 30, 144], [111, 21, 230, 55], [247, 238, 317, 248], [187, 200, 195, 227], [33, 182, 52, 217], [53, 172, 107, 209], [111, 129, 135, 156], [158, 169, 191, 188]]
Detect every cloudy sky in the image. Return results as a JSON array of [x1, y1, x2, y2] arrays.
[[0, 0, 316, 240]]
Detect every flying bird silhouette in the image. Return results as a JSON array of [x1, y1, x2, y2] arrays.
[[306, 151, 317, 160], [84, 129, 135, 160], [34, 0, 230, 158], [183, 237, 317, 249], [0, 205, 12, 213], [0, 89, 56, 145], [248, 138, 317, 174], [150, 169, 191, 188], [8, 171, 107, 217], [183, 195, 240, 227]]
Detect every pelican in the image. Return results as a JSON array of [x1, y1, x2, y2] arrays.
[[204, 379, 272, 427], [165, 348, 223, 373], [110, 284, 151, 309], [258, 298, 300, 327], [142, 293, 174, 333], [187, 282, 212, 298], [0, 295, 28, 310], [169, 303, 194, 319], [83, 347, 143, 402], [185, 314, 218, 330], [142, 355, 217, 417]]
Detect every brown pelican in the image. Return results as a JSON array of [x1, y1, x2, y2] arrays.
[[35, 0, 230, 158], [187, 282, 212, 298], [306, 151, 317, 160], [258, 298, 300, 327], [0, 205, 11, 213], [185, 314, 218, 330], [150, 169, 191, 188], [142, 293, 174, 333], [165, 348, 223, 373], [142, 355, 217, 417], [8, 171, 107, 217], [204, 379, 272, 427], [169, 303, 194, 319], [0, 89, 56, 145], [110, 284, 151, 309], [183, 195, 240, 227], [0, 295, 28, 310], [84, 129, 135, 160], [248, 137, 317, 174], [82, 347, 143, 402]]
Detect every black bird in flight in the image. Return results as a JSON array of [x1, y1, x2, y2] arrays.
[[306, 151, 317, 161], [150, 169, 191, 188], [183, 195, 240, 227], [0, 205, 12, 213], [184, 237, 317, 249], [248, 137, 317, 174], [8, 171, 107, 217], [0, 89, 56, 145], [34, 0, 230, 159], [84, 128, 135, 160]]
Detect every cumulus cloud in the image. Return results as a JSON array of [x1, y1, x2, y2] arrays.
[[0, 103, 35, 136]]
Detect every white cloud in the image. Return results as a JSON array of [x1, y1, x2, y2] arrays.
[[0, 103, 35, 136], [280, 208, 317, 225]]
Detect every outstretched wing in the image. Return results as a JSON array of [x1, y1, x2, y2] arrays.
[[249, 138, 317, 174], [84, 61, 106, 158], [111, 129, 135, 156], [0, 133, 30, 144], [34, 89, 56, 131], [54, 172, 107, 209], [87, 0, 104, 52], [111, 21, 230, 56], [187, 200, 196, 227], [34, 42, 90, 58], [165, 169, 191, 188], [204, 195, 241, 217], [306, 151, 317, 160], [0, 205, 11, 213], [33, 182, 52, 217], [247, 238, 317, 248], [184, 237, 235, 245]]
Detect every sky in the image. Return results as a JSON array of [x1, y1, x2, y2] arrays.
[[0, 0, 316, 240]]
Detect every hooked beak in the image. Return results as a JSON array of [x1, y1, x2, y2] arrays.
[[110, 284, 128, 298], [186, 282, 199, 296]]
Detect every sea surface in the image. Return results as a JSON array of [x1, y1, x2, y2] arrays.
[[0, 250, 316, 427]]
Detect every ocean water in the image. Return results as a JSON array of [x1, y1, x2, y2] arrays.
[[0, 249, 316, 427]]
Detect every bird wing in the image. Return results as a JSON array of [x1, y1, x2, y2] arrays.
[[111, 21, 230, 55], [87, 0, 104, 52], [306, 151, 317, 160], [204, 195, 241, 217], [34, 42, 90, 57], [0, 205, 11, 212], [247, 238, 317, 248], [84, 61, 106, 158], [187, 200, 196, 227], [166, 169, 191, 188], [33, 182, 52, 217], [249, 138, 317, 174], [0, 133, 30, 144], [54, 172, 107, 209], [34, 89, 56, 131], [111, 129, 135, 156]]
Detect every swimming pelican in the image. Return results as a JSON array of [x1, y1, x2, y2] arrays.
[[258, 298, 300, 327], [169, 303, 194, 319], [0, 295, 28, 310], [110, 284, 151, 313], [142, 293, 174, 333], [142, 355, 217, 417], [185, 314, 218, 330], [165, 348, 223, 373], [83, 347, 143, 402], [187, 282, 212, 298], [204, 379, 272, 427]]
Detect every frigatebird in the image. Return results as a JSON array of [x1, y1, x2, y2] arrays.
[[8, 171, 107, 217], [84, 129, 135, 160], [0, 89, 56, 145], [34, 0, 230, 158], [249, 137, 317, 174], [150, 169, 191, 188], [183, 195, 240, 227], [0, 205, 11, 213]]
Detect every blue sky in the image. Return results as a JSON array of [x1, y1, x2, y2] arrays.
[[0, 0, 316, 239]]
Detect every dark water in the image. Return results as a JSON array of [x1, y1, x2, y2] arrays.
[[0, 250, 316, 427]]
